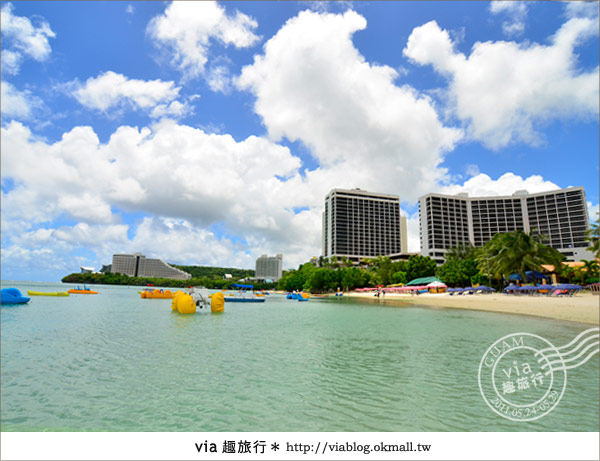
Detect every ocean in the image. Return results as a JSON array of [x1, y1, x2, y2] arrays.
[[1, 281, 598, 431]]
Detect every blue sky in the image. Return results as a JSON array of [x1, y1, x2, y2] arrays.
[[1, 1, 598, 281]]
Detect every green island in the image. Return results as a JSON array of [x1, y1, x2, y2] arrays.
[[61, 265, 276, 290]]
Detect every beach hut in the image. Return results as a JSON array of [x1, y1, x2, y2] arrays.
[[426, 280, 447, 294]]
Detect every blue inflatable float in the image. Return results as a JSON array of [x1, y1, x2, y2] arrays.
[[1, 288, 31, 305]]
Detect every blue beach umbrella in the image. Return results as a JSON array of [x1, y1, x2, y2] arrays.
[[537, 284, 555, 290], [476, 285, 496, 292], [503, 284, 519, 292], [518, 285, 537, 291]]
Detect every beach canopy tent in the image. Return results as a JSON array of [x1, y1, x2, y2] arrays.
[[427, 281, 447, 288], [508, 271, 547, 282], [406, 276, 443, 286]]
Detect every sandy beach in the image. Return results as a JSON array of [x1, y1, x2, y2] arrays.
[[345, 291, 600, 325]]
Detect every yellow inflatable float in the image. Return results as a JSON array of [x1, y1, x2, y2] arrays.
[[171, 290, 225, 314], [141, 288, 174, 299], [171, 291, 196, 314], [210, 292, 224, 313]]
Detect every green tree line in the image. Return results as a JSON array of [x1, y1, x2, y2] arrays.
[[278, 225, 599, 293], [277, 254, 438, 293], [61, 271, 276, 290]]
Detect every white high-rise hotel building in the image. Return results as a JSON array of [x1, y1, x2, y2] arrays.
[[255, 254, 283, 281], [419, 187, 593, 264], [322, 188, 408, 262]]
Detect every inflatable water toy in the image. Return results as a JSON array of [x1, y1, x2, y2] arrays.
[[27, 291, 70, 297], [1, 288, 31, 305], [286, 292, 310, 301], [211, 292, 225, 313], [171, 291, 196, 314], [170, 288, 223, 313], [140, 289, 174, 299]]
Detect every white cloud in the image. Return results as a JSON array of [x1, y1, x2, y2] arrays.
[[206, 65, 232, 93], [72, 71, 187, 118], [439, 172, 560, 197], [565, 1, 599, 21], [0, 2, 55, 74], [0, 119, 318, 271], [147, 1, 260, 81], [403, 16, 599, 149], [1, 49, 22, 75], [588, 202, 599, 223], [126, 4, 134, 15], [489, 1, 528, 36], [1, 81, 36, 119], [237, 9, 462, 203]]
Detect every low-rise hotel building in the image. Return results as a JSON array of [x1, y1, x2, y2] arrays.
[[419, 187, 592, 263], [322, 188, 408, 263], [111, 253, 191, 280]]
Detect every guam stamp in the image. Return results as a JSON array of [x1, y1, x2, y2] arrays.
[[478, 328, 599, 422]]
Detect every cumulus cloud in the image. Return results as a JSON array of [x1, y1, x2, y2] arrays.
[[147, 1, 260, 81], [439, 172, 560, 197], [0, 119, 320, 271], [1, 49, 22, 75], [71, 71, 190, 118], [1, 81, 41, 119], [0, 2, 55, 74], [489, 1, 528, 36], [403, 14, 599, 149], [237, 9, 462, 203]]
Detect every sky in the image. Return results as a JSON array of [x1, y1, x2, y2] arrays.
[[1, 1, 599, 282]]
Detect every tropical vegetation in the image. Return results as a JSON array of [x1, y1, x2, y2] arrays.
[[62, 266, 276, 290], [277, 254, 437, 293], [586, 217, 600, 259]]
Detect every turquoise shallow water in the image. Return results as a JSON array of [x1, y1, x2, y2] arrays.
[[1, 281, 598, 431]]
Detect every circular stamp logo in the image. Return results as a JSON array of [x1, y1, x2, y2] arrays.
[[478, 333, 567, 421]]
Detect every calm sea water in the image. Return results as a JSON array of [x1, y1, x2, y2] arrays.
[[1, 281, 598, 432]]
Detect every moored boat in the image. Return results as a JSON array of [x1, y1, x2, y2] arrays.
[[140, 288, 175, 299], [224, 296, 266, 303], [27, 291, 70, 296], [67, 285, 98, 294], [224, 283, 266, 303]]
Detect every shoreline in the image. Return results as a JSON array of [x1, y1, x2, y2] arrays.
[[343, 291, 600, 325]]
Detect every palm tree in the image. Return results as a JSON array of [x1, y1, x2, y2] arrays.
[[586, 217, 599, 259], [479, 230, 564, 284]]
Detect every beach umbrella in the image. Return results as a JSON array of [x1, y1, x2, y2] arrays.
[[519, 285, 537, 291], [503, 284, 519, 292], [476, 285, 495, 292], [537, 284, 555, 290], [556, 284, 582, 290]]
